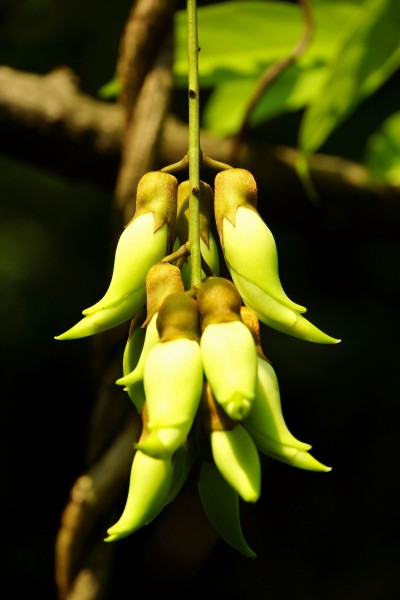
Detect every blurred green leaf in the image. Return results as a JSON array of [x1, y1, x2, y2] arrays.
[[365, 111, 400, 187], [202, 67, 326, 136], [174, 1, 304, 87], [299, 0, 400, 154], [187, 0, 363, 135]]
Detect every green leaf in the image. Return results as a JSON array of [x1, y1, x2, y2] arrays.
[[202, 67, 326, 136], [174, 1, 304, 87], [365, 111, 400, 187], [184, 1, 364, 134], [174, 1, 363, 88], [299, 0, 400, 154]]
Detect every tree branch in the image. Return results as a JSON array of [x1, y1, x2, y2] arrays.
[[116, 0, 177, 118], [115, 20, 175, 222], [0, 65, 398, 204]]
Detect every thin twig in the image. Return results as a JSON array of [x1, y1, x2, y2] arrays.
[[1, 66, 397, 198], [229, 0, 313, 164]]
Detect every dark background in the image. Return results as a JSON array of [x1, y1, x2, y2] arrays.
[[1, 1, 399, 598]]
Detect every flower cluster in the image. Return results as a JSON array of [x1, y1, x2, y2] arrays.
[[56, 167, 340, 557]]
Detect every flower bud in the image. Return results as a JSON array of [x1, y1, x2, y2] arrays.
[[55, 171, 178, 340], [104, 448, 174, 541], [198, 278, 257, 420], [211, 424, 261, 503], [245, 289, 341, 344], [116, 263, 185, 412], [214, 168, 306, 313], [249, 427, 332, 472], [197, 459, 257, 558], [213, 168, 340, 345], [119, 317, 147, 412], [137, 294, 203, 458], [244, 356, 311, 451], [143, 262, 185, 327], [174, 180, 220, 288], [116, 312, 159, 413]]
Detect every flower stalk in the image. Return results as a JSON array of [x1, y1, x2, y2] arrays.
[[187, 0, 202, 287]]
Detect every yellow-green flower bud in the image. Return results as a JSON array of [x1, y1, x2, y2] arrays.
[[213, 168, 340, 345], [243, 287, 341, 344], [104, 448, 174, 542], [200, 319, 257, 423], [214, 168, 306, 313], [244, 356, 311, 451], [137, 294, 203, 458], [174, 180, 220, 288], [249, 427, 332, 472], [116, 312, 159, 412], [116, 263, 185, 412], [197, 459, 257, 558], [211, 424, 261, 503], [198, 278, 257, 420], [119, 317, 147, 412], [55, 171, 178, 340], [137, 338, 204, 458], [143, 262, 185, 327]]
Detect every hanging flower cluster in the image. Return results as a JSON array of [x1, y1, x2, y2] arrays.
[[55, 167, 340, 557]]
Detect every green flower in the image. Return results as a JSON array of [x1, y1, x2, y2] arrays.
[[137, 294, 204, 458], [200, 320, 257, 420], [117, 313, 159, 413], [249, 428, 332, 472], [214, 168, 340, 344], [105, 448, 174, 542], [244, 356, 311, 451], [243, 356, 332, 470], [105, 435, 197, 542], [211, 424, 261, 502], [119, 318, 147, 413], [173, 179, 220, 288], [116, 263, 184, 413], [55, 171, 178, 340], [197, 277, 258, 420]]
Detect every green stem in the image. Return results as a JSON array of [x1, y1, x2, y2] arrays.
[[187, 0, 202, 287]]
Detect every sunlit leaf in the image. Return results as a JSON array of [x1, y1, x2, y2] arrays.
[[202, 67, 325, 136], [185, 1, 363, 134], [365, 111, 400, 187], [174, 1, 304, 87], [299, 0, 400, 154], [174, 1, 363, 88]]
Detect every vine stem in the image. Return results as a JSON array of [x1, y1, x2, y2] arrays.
[[187, 0, 202, 287]]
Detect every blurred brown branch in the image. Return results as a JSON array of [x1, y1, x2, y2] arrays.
[[114, 0, 177, 222], [2, 64, 396, 202]]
